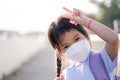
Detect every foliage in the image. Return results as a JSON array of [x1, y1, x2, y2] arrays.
[[89, 0, 120, 29]]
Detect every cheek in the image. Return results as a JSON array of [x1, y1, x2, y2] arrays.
[[61, 49, 66, 55], [61, 48, 68, 55], [55, 49, 62, 57]]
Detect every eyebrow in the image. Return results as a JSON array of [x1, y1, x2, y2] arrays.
[[61, 34, 79, 47], [73, 34, 79, 40], [61, 43, 67, 48]]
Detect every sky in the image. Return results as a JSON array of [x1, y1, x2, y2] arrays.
[[0, 0, 99, 34]]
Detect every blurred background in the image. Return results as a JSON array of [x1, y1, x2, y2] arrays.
[[0, 0, 120, 80]]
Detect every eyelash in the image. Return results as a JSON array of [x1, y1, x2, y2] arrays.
[[63, 45, 69, 49], [75, 37, 80, 41], [63, 37, 80, 50]]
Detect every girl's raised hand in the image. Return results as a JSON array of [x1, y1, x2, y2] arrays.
[[61, 7, 89, 26], [55, 75, 65, 80]]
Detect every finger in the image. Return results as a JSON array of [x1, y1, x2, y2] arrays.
[[60, 14, 69, 18], [73, 8, 80, 16], [73, 8, 81, 12], [63, 7, 72, 13], [75, 8, 85, 16], [60, 14, 73, 19], [70, 20, 77, 25]]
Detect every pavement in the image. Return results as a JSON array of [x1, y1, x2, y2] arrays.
[[2, 41, 56, 80], [1, 36, 120, 80]]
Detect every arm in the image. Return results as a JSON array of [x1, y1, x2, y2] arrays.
[[62, 7, 119, 61], [85, 17, 119, 61]]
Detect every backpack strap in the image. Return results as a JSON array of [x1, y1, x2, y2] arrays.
[[89, 51, 110, 80], [115, 75, 120, 80]]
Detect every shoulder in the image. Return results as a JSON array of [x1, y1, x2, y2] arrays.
[[63, 62, 82, 75], [63, 57, 95, 80], [100, 47, 117, 72], [63, 59, 90, 74], [62, 63, 83, 80], [64, 62, 81, 71]]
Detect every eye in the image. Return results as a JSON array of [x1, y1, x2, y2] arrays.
[[75, 37, 80, 42], [63, 45, 69, 49], [61, 45, 69, 53]]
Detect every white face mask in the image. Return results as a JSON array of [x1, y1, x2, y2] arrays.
[[64, 39, 90, 62]]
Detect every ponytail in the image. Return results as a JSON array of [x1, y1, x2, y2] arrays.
[[56, 57, 62, 77]]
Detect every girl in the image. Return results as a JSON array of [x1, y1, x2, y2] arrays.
[[48, 7, 119, 80]]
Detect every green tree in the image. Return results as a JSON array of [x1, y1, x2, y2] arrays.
[[89, 0, 120, 29]]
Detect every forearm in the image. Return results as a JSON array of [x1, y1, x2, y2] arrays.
[[62, 7, 119, 60], [82, 17, 119, 60], [62, 7, 118, 43], [83, 17, 119, 44]]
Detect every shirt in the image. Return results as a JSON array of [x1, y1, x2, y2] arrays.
[[63, 48, 118, 80]]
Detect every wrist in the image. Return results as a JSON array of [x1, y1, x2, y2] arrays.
[[83, 17, 93, 29], [81, 17, 90, 26], [87, 19, 93, 29]]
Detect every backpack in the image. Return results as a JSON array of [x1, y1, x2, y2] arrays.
[[89, 51, 120, 80]]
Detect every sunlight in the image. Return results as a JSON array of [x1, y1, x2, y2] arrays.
[[0, 0, 99, 34]]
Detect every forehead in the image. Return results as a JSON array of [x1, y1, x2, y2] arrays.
[[60, 29, 84, 43]]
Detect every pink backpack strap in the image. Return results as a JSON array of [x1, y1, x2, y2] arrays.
[[89, 51, 110, 80]]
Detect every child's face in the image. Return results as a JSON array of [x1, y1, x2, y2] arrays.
[[59, 29, 87, 54]]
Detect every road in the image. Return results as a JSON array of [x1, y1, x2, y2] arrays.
[[2, 41, 56, 80]]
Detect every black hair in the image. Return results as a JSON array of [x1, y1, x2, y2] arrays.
[[48, 18, 89, 77]]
